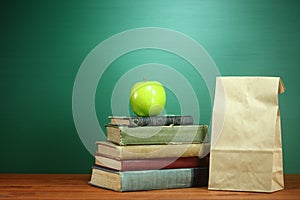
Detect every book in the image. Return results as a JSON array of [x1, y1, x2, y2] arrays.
[[89, 166, 209, 192], [106, 124, 208, 145], [96, 141, 210, 160], [109, 115, 193, 126], [95, 154, 209, 171]]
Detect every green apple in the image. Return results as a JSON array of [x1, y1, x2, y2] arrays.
[[130, 81, 166, 117]]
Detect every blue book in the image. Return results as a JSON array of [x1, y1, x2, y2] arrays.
[[89, 166, 208, 192]]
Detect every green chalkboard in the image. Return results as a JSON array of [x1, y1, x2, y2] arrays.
[[1, 0, 299, 173]]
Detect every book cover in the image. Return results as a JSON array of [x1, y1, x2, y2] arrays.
[[106, 124, 208, 145], [109, 115, 193, 127], [89, 166, 209, 192], [95, 154, 209, 171], [96, 141, 210, 160]]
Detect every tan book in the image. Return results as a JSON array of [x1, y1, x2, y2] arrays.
[[96, 141, 209, 160]]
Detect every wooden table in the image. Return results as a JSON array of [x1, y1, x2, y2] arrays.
[[0, 174, 299, 199]]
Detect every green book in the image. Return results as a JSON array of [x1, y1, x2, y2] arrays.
[[106, 124, 208, 145], [89, 166, 209, 192]]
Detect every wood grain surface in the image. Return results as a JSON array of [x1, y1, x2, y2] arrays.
[[0, 174, 299, 199]]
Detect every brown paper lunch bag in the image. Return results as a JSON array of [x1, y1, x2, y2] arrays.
[[208, 76, 285, 193]]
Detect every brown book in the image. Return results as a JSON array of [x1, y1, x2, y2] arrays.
[[95, 154, 209, 171]]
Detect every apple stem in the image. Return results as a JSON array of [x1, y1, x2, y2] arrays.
[[143, 77, 147, 82]]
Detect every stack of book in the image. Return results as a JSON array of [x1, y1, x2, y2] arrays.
[[89, 115, 209, 192]]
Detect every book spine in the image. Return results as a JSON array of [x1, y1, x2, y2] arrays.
[[128, 116, 193, 126], [118, 143, 208, 159], [120, 167, 208, 191], [115, 125, 208, 145], [96, 142, 210, 160], [121, 156, 209, 171]]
